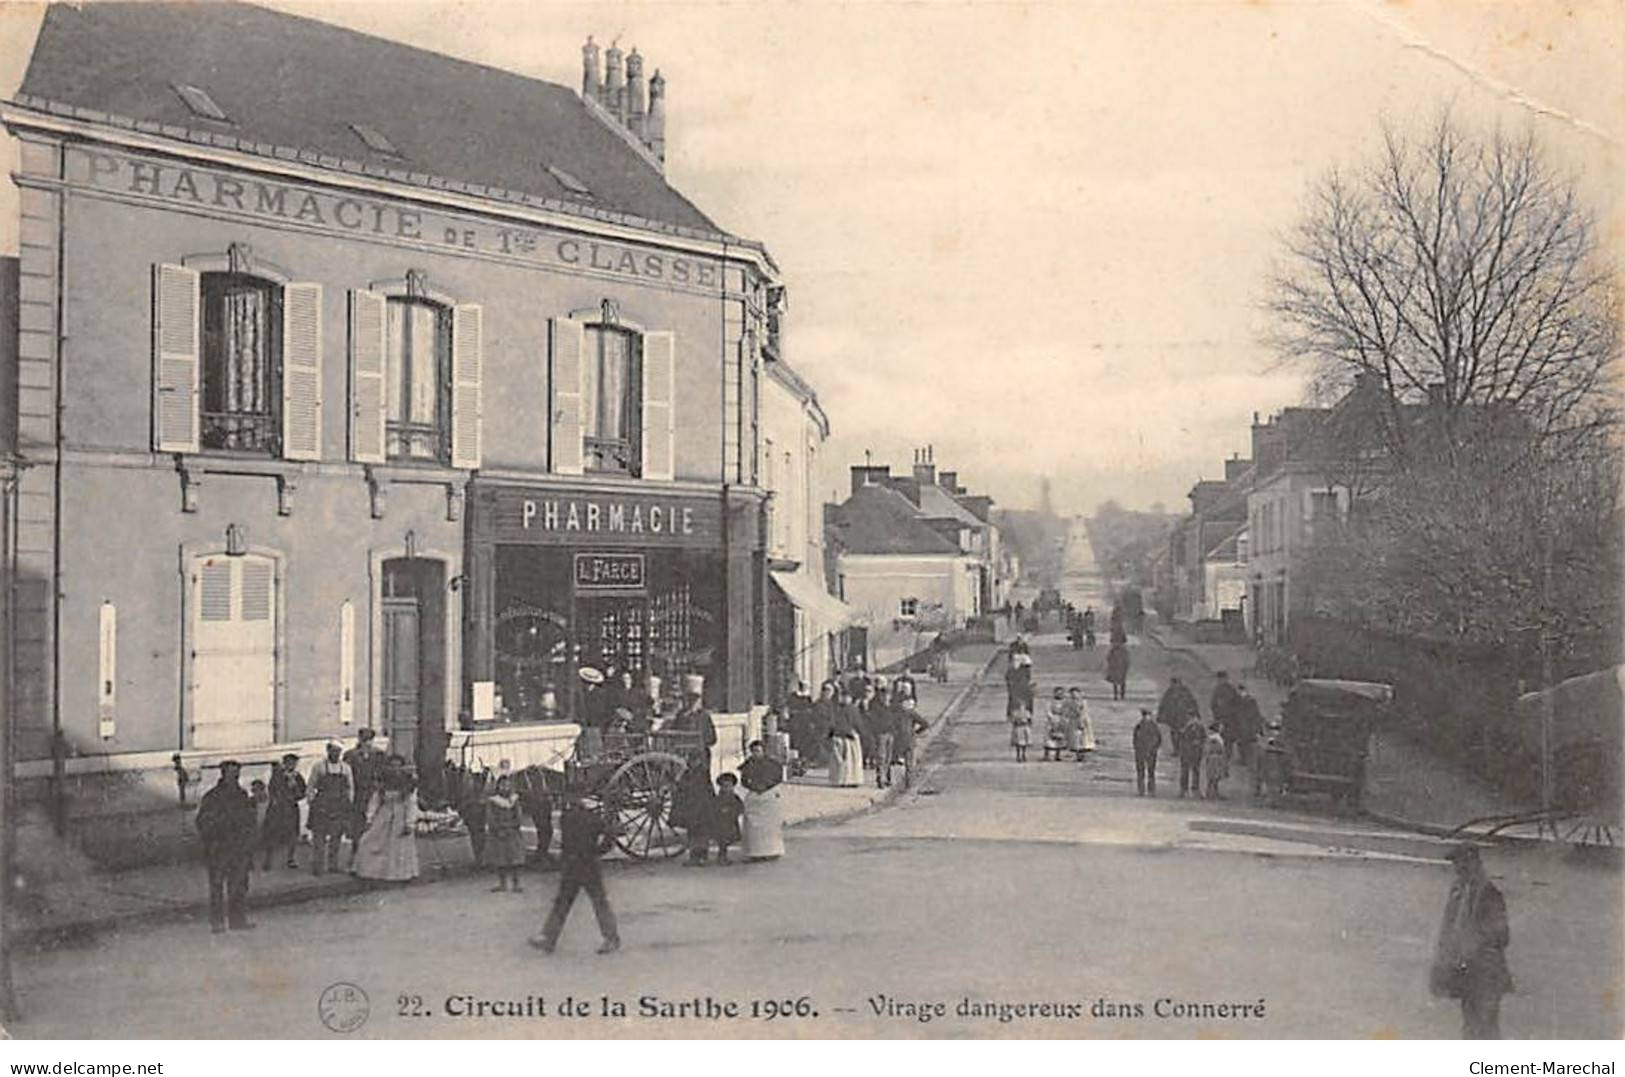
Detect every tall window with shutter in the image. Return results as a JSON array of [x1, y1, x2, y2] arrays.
[[190, 552, 278, 749], [153, 264, 322, 459], [582, 324, 640, 474], [549, 316, 675, 481]]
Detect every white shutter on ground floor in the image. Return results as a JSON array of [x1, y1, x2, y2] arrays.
[[152, 263, 200, 453], [190, 553, 277, 750]]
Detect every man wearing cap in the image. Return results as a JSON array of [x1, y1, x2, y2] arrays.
[[1132, 709, 1162, 796], [530, 795, 621, 955], [669, 674, 718, 770], [1431, 844, 1513, 1038], [195, 760, 259, 932], [306, 742, 353, 876], [342, 728, 383, 871]]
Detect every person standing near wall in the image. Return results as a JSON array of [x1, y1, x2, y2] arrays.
[[195, 760, 258, 933], [1431, 844, 1513, 1039]]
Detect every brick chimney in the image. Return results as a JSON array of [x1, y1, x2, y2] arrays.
[[938, 470, 958, 491], [646, 69, 666, 166], [912, 445, 936, 487], [1224, 454, 1251, 485], [626, 47, 646, 139], [604, 41, 625, 123], [581, 36, 601, 99]]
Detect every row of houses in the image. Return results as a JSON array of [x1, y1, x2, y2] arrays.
[[824, 448, 1016, 670], [1151, 377, 1377, 644], [0, 3, 853, 861]]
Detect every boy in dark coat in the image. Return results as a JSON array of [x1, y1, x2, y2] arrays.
[[530, 796, 620, 954], [1177, 716, 1207, 798], [196, 760, 259, 933], [713, 774, 744, 864], [1132, 709, 1162, 796]]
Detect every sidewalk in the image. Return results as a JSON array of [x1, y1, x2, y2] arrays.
[[1143, 623, 1524, 836], [14, 643, 1001, 949]]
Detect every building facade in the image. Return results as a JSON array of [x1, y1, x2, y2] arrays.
[[4, 4, 799, 858]]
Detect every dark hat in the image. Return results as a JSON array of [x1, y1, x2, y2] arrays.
[[717, 772, 738, 786], [281, 752, 300, 763], [357, 727, 377, 741], [218, 759, 242, 771], [1446, 843, 1482, 864]]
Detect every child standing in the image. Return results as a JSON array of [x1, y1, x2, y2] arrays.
[[1203, 724, 1229, 800], [713, 774, 744, 865], [1010, 701, 1033, 763], [247, 778, 269, 872], [485, 774, 526, 892]]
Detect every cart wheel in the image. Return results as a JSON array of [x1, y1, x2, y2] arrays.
[[604, 752, 687, 860]]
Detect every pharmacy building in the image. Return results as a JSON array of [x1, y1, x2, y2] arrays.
[[3, 3, 823, 860]]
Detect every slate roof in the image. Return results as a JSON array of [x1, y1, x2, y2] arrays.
[[915, 483, 983, 528], [14, 3, 730, 241], [831, 486, 963, 557]]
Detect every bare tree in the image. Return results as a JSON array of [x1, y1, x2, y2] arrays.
[[1268, 111, 1619, 468]]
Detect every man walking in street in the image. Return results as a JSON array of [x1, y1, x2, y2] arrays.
[[1132, 709, 1161, 796], [1236, 683, 1264, 771], [530, 795, 621, 955], [1177, 715, 1207, 798], [1105, 641, 1131, 701], [195, 760, 258, 933], [1431, 844, 1512, 1038]]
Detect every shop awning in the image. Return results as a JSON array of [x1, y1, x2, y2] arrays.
[[770, 569, 863, 629]]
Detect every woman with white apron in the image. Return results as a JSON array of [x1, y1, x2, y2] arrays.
[[827, 688, 865, 787], [1069, 687, 1097, 760], [738, 741, 786, 860]]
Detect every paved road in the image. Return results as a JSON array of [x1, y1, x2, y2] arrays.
[[10, 531, 1620, 1039]]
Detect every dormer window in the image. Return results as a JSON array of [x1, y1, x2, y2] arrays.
[[172, 83, 230, 122], [350, 123, 401, 156]]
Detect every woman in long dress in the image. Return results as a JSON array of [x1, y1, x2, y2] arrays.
[[827, 688, 865, 787], [739, 741, 786, 860], [1067, 686, 1096, 760], [484, 774, 526, 892], [354, 757, 419, 884]]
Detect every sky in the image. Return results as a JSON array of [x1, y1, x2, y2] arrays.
[[1, 0, 1620, 514]]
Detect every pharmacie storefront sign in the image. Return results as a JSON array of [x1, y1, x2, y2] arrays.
[[481, 486, 722, 548], [574, 553, 647, 591]]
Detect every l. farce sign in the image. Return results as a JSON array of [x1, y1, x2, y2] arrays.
[[68, 148, 725, 290]]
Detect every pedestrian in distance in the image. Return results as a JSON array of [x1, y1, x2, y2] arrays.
[[529, 795, 621, 955], [739, 740, 787, 860], [1177, 716, 1207, 798], [1105, 642, 1130, 701], [195, 760, 258, 933], [484, 773, 526, 893], [247, 778, 269, 869], [1132, 709, 1161, 796], [1202, 723, 1229, 799], [1009, 699, 1033, 763], [353, 755, 419, 884], [1236, 683, 1264, 771], [826, 685, 865, 788], [890, 697, 928, 790], [713, 773, 744, 865], [1044, 687, 1069, 762], [305, 742, 352, 876], [1068, 686, 1096, 760], [1431, 844, 1513, 1039], [870, 685, 896, 787], [674, 761, 718, 866], [1211, 671, 1243, 762], [342, 727, 384, 872], [261, 752, 305, 871]]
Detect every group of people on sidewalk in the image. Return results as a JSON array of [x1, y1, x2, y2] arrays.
[[193, 734, 420, 933], [1003, 637, 1097, 764], [1130, 671, 1266, 799], [782, 672, 931, 791]]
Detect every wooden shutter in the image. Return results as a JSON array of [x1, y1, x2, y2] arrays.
[[281, 282, 324, 461], [339, 599, 355, 726], [641, 330, 676, 481], [98, 601, 117, 740], [152, 263, 200, 453], [348, 290, 387, 463], [450, 303, 483, 469], [191, 554, 277, 750], [549, 316, 586, 475]]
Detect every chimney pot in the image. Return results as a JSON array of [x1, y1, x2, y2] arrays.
[[646, 68, 667, 167], [581, 36, 601, 99], [626, 47, 646, 138], [604, 41, 626, 123]]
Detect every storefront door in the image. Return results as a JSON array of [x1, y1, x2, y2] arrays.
[[380, 557, 446, 766]]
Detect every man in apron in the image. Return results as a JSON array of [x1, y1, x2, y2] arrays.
[[306, 742, 353, 876]]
